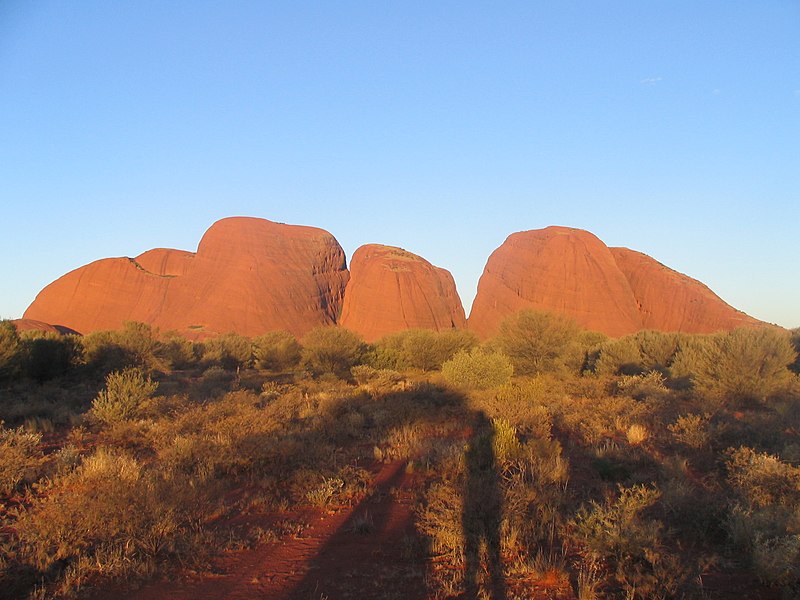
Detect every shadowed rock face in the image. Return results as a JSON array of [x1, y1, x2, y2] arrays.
[[468, 226, 762, 338], [610, 247, 761, 333], [24, 217, 350, 338], [339, 244, 466, 342]]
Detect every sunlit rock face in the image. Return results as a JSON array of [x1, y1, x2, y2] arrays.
[[609, 247, 760, 334], [339, 244, 466, 342], [24, 217, 350, 338], [25, 219, 762, 341], [468, 226, 761, 338]]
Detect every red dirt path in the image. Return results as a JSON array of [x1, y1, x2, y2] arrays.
[[99, 459, 427, 600]]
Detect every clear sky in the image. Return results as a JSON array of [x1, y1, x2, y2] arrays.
[[1, 1, 798, 328]]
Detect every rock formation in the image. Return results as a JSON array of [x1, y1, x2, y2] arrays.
[[339, 244, 466, 341], [24, 217, 761, 341], [24, 217, 350, 338], [469, 227, 643, 338], [610, 247, 760, 334], [468, 226, 762, 338], [11, 319, 77, 335]]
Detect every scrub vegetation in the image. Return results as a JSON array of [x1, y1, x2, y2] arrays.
[[1, 314, 799, 599]]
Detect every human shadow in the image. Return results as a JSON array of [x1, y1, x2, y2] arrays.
[[462, 411, 506, 600], [285, 384, 508, 600]]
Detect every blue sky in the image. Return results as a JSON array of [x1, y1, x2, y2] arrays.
[[1, 1, 798, 328]]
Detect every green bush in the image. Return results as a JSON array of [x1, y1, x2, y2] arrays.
[[157, 331, 197, 370], [494, 310, 581, 376], [570, 485, 684, 597], [21, 333, 81, 382], [0, 320, 21, 379], [593, 336, 643, 376], [592, 331, 682, 378], [90, 368, 159, 425], [441, 348, 513, 390], [685, 328, 797, 406], [252, 331, 302, 371], [201, 331, 253, 370], [300, 326, 365, 377], [369, 328, 478, 371]]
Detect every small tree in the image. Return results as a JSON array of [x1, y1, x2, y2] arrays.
[[90, 368, 158, 425], [301, 326, 365, 377], [253, 330, 302, 371], [495, 310, 580, 376]]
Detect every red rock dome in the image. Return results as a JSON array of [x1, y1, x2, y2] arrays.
[[339, 244, 466, 341], [468, 227, 643, 338], [468, 226, 762, 338], [24, 217, 350, 338]]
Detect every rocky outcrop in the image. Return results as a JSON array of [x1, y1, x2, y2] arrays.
[[24, 218, 762, 341], [339, 244, 466, 341], [469, 227, 644, 338], [24, 217, 350, 338], [468, 226, 762, 338], [11, 319, 78, 335], [610, 247, 760, 333]]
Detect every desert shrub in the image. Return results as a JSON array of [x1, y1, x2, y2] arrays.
[[441, 348, 513, 390], [477, 377, 572, 441], [370, 328, 478, 371], [350, 365, 405, 396], [751, 534, 800, 587], [116, 321, 164, 369], [631, 330, 682, 372], [157, 331, 197, 370], [0, 320, 21, 379], [593, 336, 643, 376], [616, 370, 668, 401], [20, 333, 81, 382], [300, 326, 365, 377], [592, 331, 682, 378], [201, 331, 253, 370], [790, 328, 800, 374], [686, 328, 797, 406], [727, 446, 800, 508], [570, 485, 684, 597], [16, 448, 215, 587], [668, 413, 711, 449], [726, 447, 800, 589], [429, 328, 480, 369], [494, 310, 582, 376], [252, 330, 302, 371], [0, 423, 45, 495], [90, 368, 158, 425], [492, 418, 525, 465]]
